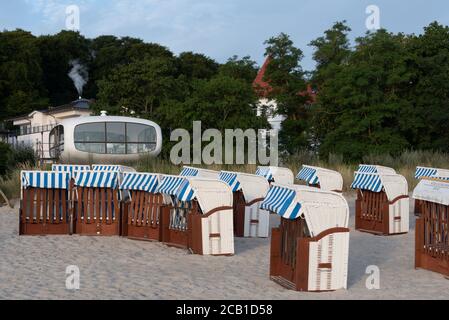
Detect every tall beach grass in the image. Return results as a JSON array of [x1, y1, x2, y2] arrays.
[[1, 150, 448, 200]]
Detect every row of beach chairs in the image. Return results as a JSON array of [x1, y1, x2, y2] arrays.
[[19, 163, 449, 292]]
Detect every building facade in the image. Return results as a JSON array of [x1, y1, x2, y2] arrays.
[[253, 57, 317, 135], [10, 99, 93, 160]]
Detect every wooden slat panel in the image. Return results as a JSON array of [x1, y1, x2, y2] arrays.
[[54, 188, 60, 224], [95, 188, 100, 223], [83, 187, 89, 223], [41, 188, 47, 222], [129, 190, 135, 225], [21, 188, 28, 223], [104, 188, 110, 224], [89, 188, 94, 222], [49, 188, 55, 222], [113, 189, 119, 222], [61, 189, 67, 223], [35, 188, 41, 223], [132, 190, 139, 225], [142, 192, 149, 226]]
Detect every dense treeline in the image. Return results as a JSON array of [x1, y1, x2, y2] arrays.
[[0, 21, 448, 161]]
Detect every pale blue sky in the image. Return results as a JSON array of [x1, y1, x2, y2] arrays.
[[1, 0, 448, 70]]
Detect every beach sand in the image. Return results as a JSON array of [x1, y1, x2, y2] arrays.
[[1, 195, 448, 300]]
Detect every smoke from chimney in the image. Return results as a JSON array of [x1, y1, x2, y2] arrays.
[[68, 59, 89, 98]]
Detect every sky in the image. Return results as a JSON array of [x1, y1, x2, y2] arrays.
[[1, 0, 448, 71]]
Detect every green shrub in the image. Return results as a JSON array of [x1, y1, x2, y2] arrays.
[[10, 144, 36, 167], [0, 142, 12, 176]]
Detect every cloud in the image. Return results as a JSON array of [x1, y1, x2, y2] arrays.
[[25, 0, 69, 26]]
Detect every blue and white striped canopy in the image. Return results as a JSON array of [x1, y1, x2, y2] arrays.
[[21, 171, 71, 189], [176, 180, 196, 201], [74, 171, 119, 188], [52, 164, 90, 178], [255, 167, 273, 181], [180, 167, 199, 177], [219, 172, 241, 192], [350, 172, 383, 192], [157, 176, 186, 196], [357, 165, 378, 173], [120, 172, 159, 193], [52, 164, 90, 173], [260, 185, 302, 220], [415, 167, 438, 179], [92, 165, 125, 172], [296, 166, 319, 184]]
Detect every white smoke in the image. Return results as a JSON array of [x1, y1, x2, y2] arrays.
[[68, 59, 89, 97]]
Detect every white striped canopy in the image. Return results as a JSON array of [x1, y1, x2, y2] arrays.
[[157, 175, 186, 196], [52, 164, 90, 173], [260, 185, 302, 219], [218, 172, 241, 192], [92, 165, 135, 172], [119, 172, 159, 193], [414, 166, 449, 179], [21, 171, 71, 189], [179, 167, 199, 177], [350, 172, 383, 192], [255, 167, 273, 181], [357, 164, 378, 173], [261, 184, 349, 236], [296, 166, 319, 184], [74, 171, 119, 188], [176, 180, 196, 201]]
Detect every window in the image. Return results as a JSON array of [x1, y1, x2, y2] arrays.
[[74, 123, 105, 142], [49, 125, 64, 158], [75, 142, 105, 154], [74, 122, 157, 154], [106, 122, 125, 142], [127, 123, 156, 143]]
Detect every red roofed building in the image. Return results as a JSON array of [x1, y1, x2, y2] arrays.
[[253, 56, 317, 132]]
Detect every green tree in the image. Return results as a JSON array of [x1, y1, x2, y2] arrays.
[[218, 55, 258, 83], [309, 21, 352, 85], [402, 22, 449, 150], [96, 56, 181, 117], [176, 52, 219, 80], [85, 36, 173, 98], [160, 74, 266, 131], [262, 33, 309, 154], [314, 29, 414, 161], [37, 30, 90, 105], [0, 29, 48, 119], [308, 21, 352, 147]]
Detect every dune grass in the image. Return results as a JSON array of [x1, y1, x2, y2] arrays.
[[1, 150, 448, 200]]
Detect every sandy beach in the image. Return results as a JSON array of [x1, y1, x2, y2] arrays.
[[1, 194, 448, 300]]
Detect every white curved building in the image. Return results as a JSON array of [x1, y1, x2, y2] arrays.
[[49, 114, 162, 163]]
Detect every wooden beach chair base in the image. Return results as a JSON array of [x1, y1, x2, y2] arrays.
[[160, 206, 202, 253], [233, 191, 245, 237], [127, 225, 161, 241], [270, 219, 349, 292], [122, 192, 164, 241], [355, 190, 408, 236], [415, 202, 449, 277], [414, 199, 423, 216], [19, 187, 71, 236], [75, 221, 119, 236], [74, 187, 121, 236], [19, 217, 70, 235]]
